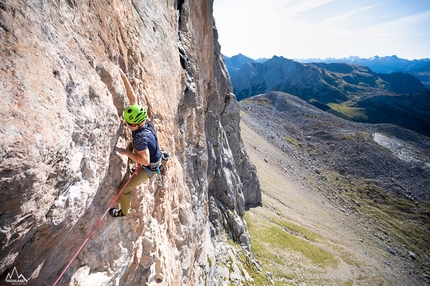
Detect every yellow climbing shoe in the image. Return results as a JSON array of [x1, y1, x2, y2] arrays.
[[109, 208, 125, 217]]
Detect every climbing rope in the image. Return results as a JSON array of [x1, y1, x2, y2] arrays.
[[52, 165, 141, 286]]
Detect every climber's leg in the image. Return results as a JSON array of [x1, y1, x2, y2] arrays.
[[118, 167, 151, 215]]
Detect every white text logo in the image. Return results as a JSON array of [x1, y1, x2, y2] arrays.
[[5, 267, 28, 285]]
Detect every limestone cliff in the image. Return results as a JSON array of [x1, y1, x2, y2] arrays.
[[0, 0, 261, 285]]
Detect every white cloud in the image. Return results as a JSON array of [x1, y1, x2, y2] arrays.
[[354, 10, 430, 58], [213, 0, 430, 59], [321, 4, 378, 24], [361, 4, 378, 11], [280, 0, 334, 16]]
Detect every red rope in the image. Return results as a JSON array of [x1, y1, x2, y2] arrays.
[[52, 165, 140, 286]]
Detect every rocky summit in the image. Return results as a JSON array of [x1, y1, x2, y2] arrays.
[[0, 1, 260, 285]]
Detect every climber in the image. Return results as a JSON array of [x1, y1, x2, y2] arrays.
[[109, 69, 162, 217]]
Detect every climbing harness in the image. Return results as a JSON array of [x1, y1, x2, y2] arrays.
[[52, 165, 141, 286], [147, 151, 170, 177]]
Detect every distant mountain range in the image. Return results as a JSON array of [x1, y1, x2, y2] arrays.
[[299, 55, 430, 88], [224, 55, 430, 137], [224, 54, 266, 76], [225, 54, 430, 88]]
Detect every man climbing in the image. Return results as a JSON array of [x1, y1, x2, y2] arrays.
[[109, 69, 162, 217]]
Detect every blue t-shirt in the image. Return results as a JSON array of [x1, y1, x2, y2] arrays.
[[132, 120, 161, 163]]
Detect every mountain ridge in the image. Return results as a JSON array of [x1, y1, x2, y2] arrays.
[[228, 56, 430, 137], [225, 54, 430, 88]]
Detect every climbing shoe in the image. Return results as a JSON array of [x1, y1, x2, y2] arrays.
[[109, 208, 125, 217]]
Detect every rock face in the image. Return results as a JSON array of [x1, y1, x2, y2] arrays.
[[0, 1, 260, 285]]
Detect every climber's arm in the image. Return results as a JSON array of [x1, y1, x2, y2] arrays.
[[119, 69, 136, 105], [115, 147, 150, 166]]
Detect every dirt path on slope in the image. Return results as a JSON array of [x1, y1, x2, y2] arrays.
[[240, 118, 403, 285]]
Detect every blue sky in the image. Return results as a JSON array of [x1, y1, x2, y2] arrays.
[[213, 0, 430, 60]]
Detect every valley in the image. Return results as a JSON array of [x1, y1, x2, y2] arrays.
[[240, 91, 430, 285]]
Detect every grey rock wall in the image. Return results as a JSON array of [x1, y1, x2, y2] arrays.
[[0, 0, 260, 285]]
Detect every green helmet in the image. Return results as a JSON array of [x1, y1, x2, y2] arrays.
[[123, 104, 147, 124]]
